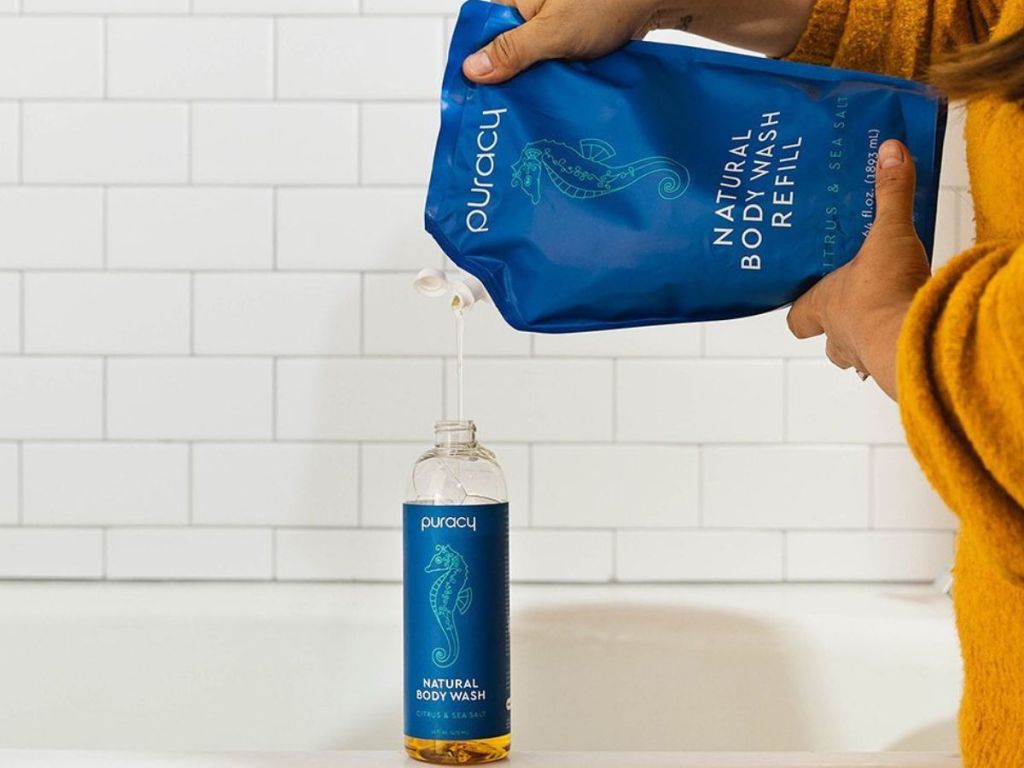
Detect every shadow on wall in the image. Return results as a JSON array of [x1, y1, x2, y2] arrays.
[[510, 602, 811, 751]]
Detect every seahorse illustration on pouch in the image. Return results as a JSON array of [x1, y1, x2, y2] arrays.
[[511, 137, 690, 205], [426, 544, 472, 669]]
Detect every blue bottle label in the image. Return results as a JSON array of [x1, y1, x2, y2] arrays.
[[403, 502, 510, 741]]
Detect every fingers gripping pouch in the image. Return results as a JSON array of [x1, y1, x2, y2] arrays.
[[425, 0, 947, 333]]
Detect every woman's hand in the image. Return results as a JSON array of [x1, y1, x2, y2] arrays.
[[787, 140, 933, 400], [462, 0, 815, 83], [462, 0, 663, 82]]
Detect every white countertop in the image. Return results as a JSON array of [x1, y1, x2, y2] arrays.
[[0, 753, 962, 768]]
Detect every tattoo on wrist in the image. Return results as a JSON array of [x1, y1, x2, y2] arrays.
[[676, 14, 694, 31]]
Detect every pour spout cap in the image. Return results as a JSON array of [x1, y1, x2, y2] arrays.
[[413, 268, 448, 297], [413, 268, 488, 310]]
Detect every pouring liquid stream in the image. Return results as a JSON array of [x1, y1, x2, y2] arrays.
[[454, 298, 465, 422]]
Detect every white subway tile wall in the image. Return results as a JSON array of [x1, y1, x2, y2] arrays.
[[193, 273, 361, 355], [192, 443, 359, 527], [0, 103, 18, 182], [0, 188, 104, 269], [23, 103, 189, 183], [510, 530, 614, 583], [0, 274, 18, 351], [0, 3, 971, 583], [107, 18, 273, 100], [0, 19, 104, 98], [532, 445, 699, 529], [0, 529, 103, 579], [23, 443, 189, 526], [191, 103, 358, 184], [107, 188, 273, 270], [25, 273, 191, 354], [106, 527, 273, 580], [0, 445, 18, 525]]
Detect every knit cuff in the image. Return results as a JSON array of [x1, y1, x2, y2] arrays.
[[784, 0, 851, 66]]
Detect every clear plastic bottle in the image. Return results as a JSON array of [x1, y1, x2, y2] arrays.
[[403, 420, 511, 764]]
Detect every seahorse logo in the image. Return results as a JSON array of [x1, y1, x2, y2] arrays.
[[511, 138, 690, 205], [425, 544, 472, 669]]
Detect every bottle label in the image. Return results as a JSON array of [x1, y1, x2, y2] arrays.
[[403, 502, 511, 741]]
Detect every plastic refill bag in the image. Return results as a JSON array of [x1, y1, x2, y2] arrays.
[[425, 0, 947, 333]]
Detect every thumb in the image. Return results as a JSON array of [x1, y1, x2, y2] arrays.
[[463, 20, 560, 84], [872, 140, 918, 231]]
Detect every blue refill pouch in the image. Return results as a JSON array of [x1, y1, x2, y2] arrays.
[[426, 0, 947, 333]]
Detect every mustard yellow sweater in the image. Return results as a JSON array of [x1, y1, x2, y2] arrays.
[[787, 1, 1024, 765]]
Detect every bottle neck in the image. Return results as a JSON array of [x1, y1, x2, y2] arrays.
[[434, 420, 477, 449]]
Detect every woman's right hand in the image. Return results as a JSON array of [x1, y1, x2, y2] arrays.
[[463, 0, 670, 83]]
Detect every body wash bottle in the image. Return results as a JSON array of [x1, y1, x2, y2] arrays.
[[403, 420, 511, 764]]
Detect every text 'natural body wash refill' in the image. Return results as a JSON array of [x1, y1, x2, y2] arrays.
[[426, 0, 947, 334]]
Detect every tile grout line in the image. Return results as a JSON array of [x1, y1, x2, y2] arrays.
[[0, 12, 468, 18], [0, 523, 954, 534], [0, 97, 437, 104], [0, 182, 430, 188], [0, 438, 911, 448]]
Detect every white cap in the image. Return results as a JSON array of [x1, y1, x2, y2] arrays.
[[413, 268, 449, 298], [413, 269, 488, 311]]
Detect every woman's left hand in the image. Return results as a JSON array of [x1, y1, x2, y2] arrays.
[[787, 139, 933, 400]]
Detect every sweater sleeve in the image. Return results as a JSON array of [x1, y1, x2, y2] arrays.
[[898, 241, 1024, 580], [785, 0, 1006, 79]]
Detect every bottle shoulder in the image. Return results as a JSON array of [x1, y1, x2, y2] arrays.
[[406, 443, 508, 505], [414, 443, 499, 463]]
